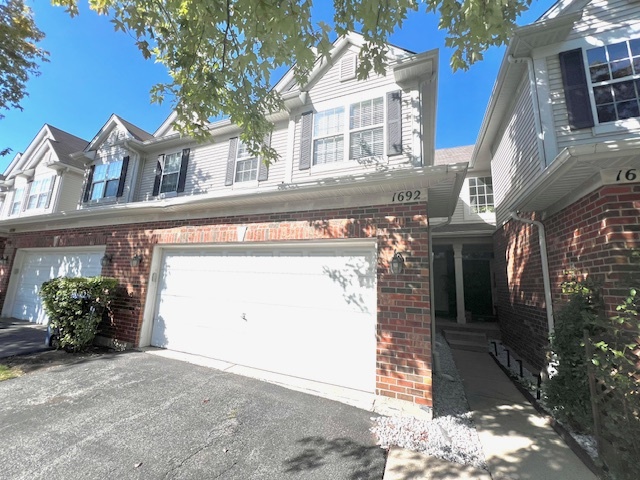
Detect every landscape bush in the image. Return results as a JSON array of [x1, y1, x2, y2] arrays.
[[39, 276, 118, 352]]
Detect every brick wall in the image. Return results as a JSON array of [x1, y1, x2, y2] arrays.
[[494, 183, 640, 370], [0, 202, 433, 406]]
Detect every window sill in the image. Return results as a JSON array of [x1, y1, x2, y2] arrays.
[[309, 156, 388, 174], [157, 191, 178, 199], [232, 180, 259, 189], [592, 118, 640, 136]]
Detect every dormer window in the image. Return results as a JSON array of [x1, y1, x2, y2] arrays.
[[26, 176, 53, 210], [90, 160, 123, 200]]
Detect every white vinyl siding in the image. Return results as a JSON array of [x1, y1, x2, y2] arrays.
[[491, 77, 541, 225], [564, 0, 640, 42]]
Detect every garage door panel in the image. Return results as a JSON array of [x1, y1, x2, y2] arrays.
[[9, 250, 103, 323], [151, 245, 377, 392]]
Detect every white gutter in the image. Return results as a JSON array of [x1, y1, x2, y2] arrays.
[[509, 212, 554, 333], [508, 54, 546, 166], [428, 216, 452, 373]]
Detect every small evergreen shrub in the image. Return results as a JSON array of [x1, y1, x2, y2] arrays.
[[544, 280, 599, 432], [39, 276, 118, 352]]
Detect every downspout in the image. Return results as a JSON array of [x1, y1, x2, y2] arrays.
[[508, 55, 547, 166], [509, 212, 554, 333], [429, 216, 452, 374]]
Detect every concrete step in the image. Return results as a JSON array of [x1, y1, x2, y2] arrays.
[[443, 330, 487, 344], [446, 339, 489, 352]]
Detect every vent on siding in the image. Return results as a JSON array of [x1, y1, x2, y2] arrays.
[[340, 54, 357, 82]]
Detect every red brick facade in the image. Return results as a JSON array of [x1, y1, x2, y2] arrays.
[[0, 202, 433, 406], [494, 183, 640, 370]]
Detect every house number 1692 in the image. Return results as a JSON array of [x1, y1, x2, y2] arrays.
[[392, 190, 422, 202]]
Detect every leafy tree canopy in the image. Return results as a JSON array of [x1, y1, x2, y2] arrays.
[[52, 0, 531, 163], [0, 0, 48, 155]]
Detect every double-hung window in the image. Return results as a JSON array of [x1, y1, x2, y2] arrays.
[[159, 152, 181, 193], [469, 177, 494, 214], [90, 160, 123, 200], [313, 107, 345, 165], [312, 97, 385, 165], [235, 142, 258, 182], [349, 97, 384, 160], [10, 187, 24, 216], [26, 176, 53, 210], [586, 38, 640, 123]]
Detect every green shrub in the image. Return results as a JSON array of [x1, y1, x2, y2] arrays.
[[39, 276, 118, 352], [543, 280, 599, 432]]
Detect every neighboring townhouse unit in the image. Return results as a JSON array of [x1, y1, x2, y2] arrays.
[[473, 0, 640, 370], [0, 125, 89, 323], [0, 33, 469, 409]]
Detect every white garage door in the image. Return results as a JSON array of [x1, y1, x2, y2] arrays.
[[151, 243, 377, 392], [9, 250, 104, 324]]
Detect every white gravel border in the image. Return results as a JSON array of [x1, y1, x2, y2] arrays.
[[371, 334, 488, 469]]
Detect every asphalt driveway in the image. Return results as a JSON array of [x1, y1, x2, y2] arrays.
[[0, 351, 385, 480], [0, 318, 47, 358]]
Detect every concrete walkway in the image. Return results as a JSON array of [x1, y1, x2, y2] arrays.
[[452, 349, 598, 480]]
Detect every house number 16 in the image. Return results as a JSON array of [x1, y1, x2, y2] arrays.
[[615, 169, 637, 182], [392, 190, 422, 202]]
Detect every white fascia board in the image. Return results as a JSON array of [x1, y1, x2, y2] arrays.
[[0, 163, 468, 233]]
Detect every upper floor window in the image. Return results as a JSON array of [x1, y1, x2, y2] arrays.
[[235, 142, 258, 182], [349, 97, 384, 160], [159, 152, 181, 193], [91, 160, 123, 200], [10, 187, 24, 216], [313, 98, 385, 166], [153, 149, 190, 196], [586, 38, 640, 123], [469, 177, 494, 214], [26, 176, 53, 210], [313, 107, 344, 165]]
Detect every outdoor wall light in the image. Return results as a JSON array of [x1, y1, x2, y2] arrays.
[[130, 253, 143, 268], [390, 251, 405, 275], [0, 255, 9, 266], [101, 254, 113, 267]]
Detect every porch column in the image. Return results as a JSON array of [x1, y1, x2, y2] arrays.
[[452, 242, 466, 324]]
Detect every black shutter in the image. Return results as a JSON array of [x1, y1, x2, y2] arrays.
[[559, 49, 594, 129], [177, 148, 190, 193], [83, 165, 95, 202], [116, 155, 129, 197], [257, 133, 271, 182], [387, 90, 403, 156], [225, 137, 238, 186], [299, 111, 313, 170], [153, 154, 164, 197], [45, 175, 56, 209]]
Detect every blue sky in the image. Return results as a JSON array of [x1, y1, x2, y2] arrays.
[[0, 1, 554, 171]]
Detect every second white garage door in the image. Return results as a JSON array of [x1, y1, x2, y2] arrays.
[[151, 243, 377, 392], [7, 249, 104, 324]]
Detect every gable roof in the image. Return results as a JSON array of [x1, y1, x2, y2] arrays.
[[2, 125, 88, 178], [86, 114, 153, 151], [154, 32, 432, 138]]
